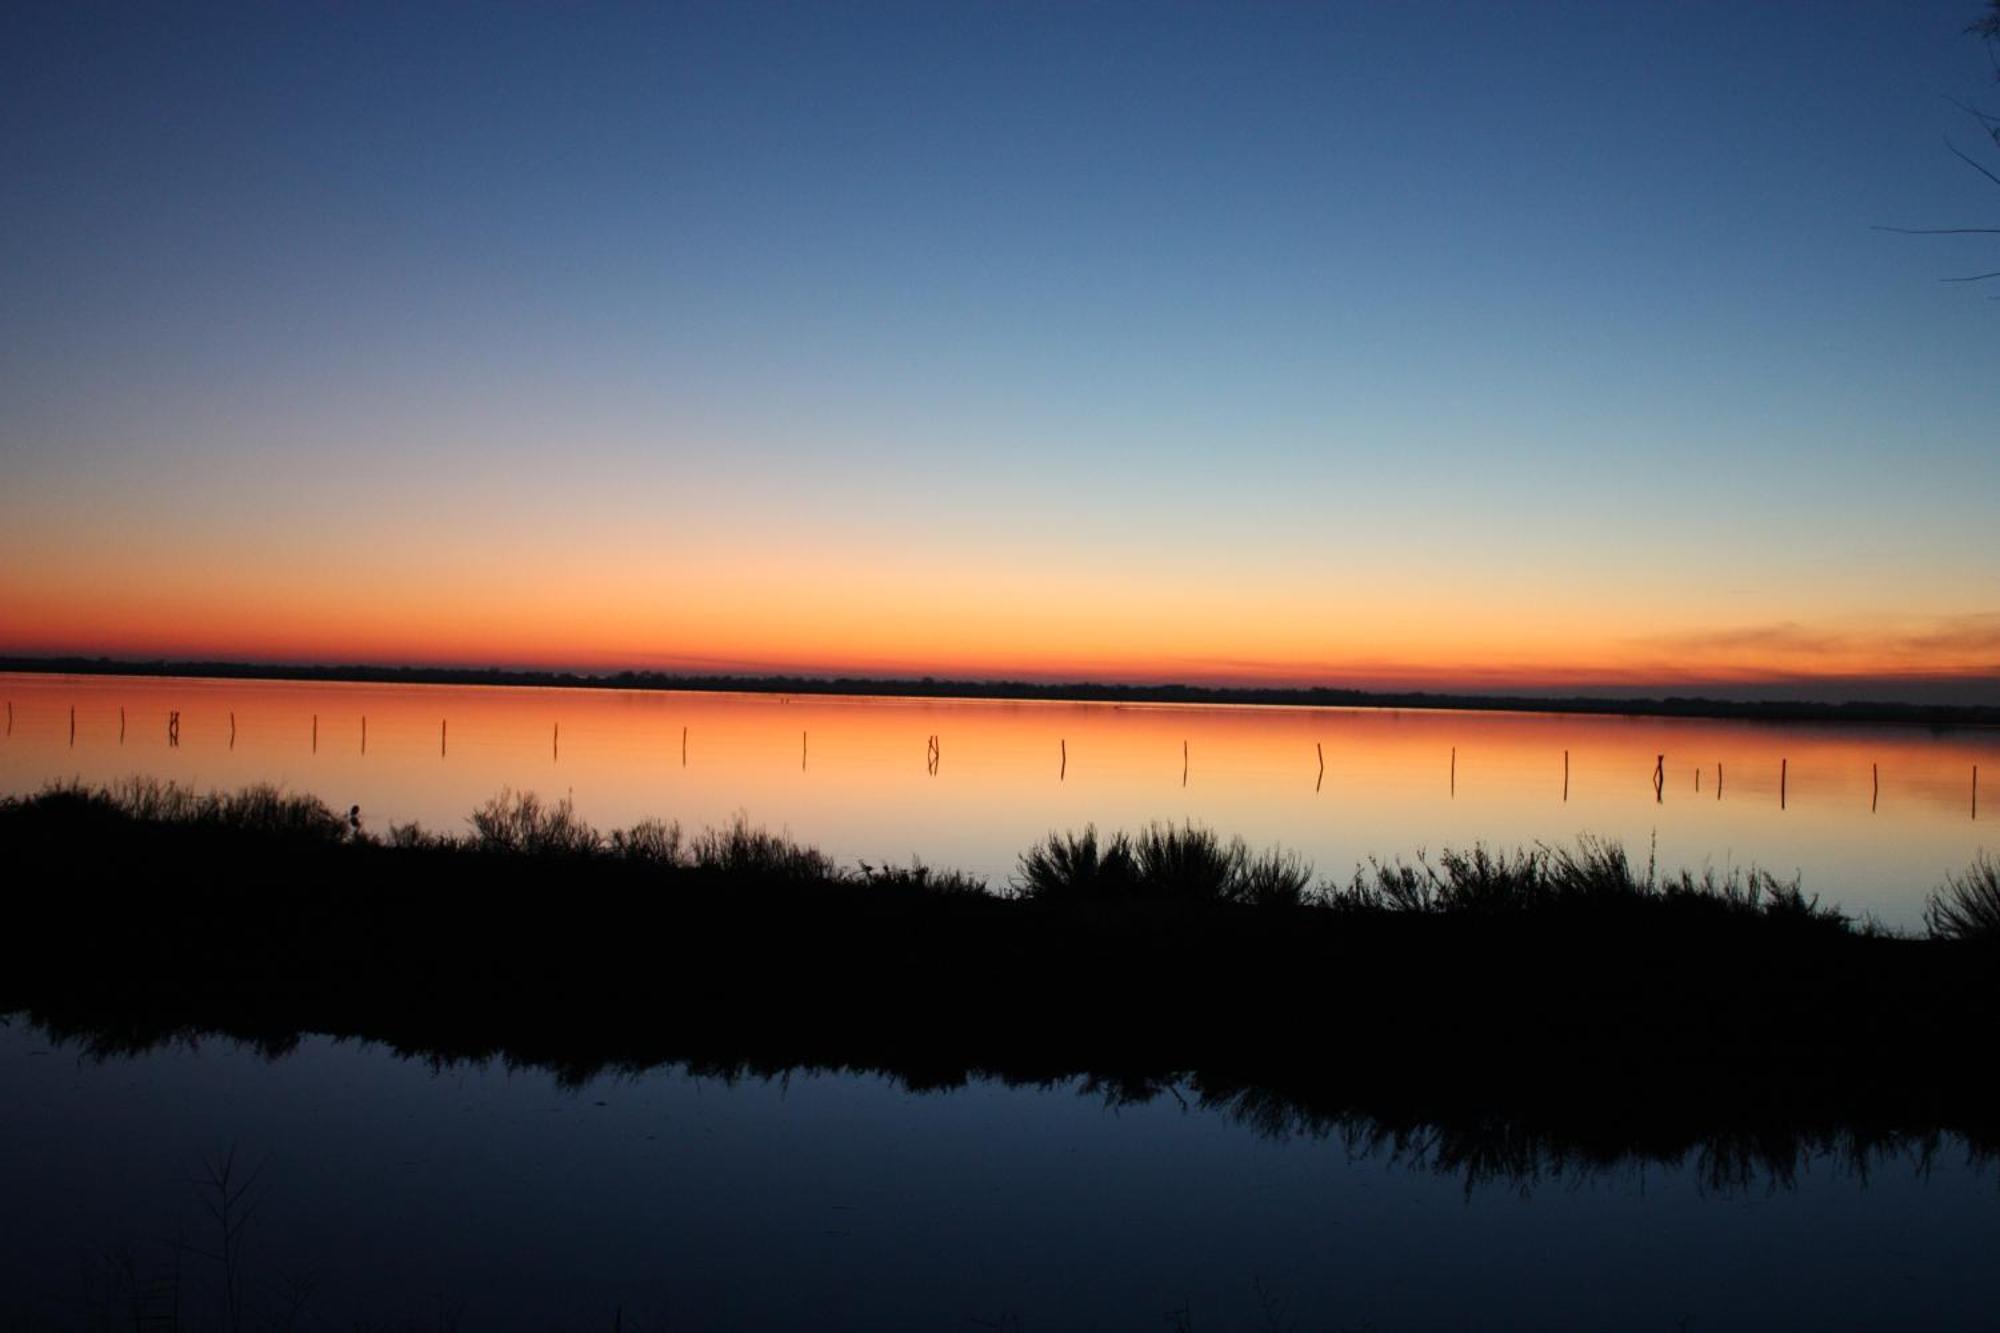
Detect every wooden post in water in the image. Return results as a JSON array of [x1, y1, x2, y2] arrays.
[[1652, 754, 1664, 803], [1975, 765, 1980, 821], [69, 705, 75, 747], [1060, 737, 1067, 781], [1694, 766, 1700, 793], [1716, 761, 1723, 800], [1316, 741, 1325, 793], [1780, 758, 1787, 810], [553, 722, 560, 762], [681, 725, 688, 767], [1183, 740, 1189, 788], [1563, 749, 1569, 802], [120, 706, 126, 743], [1450, 746, 1456, 797], [441, 718, 447, 757], [313, 714, 318, 754], [1872, 762, 1878, 813], [361, 716, 367, 754]]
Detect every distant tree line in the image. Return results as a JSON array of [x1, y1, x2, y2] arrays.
[[2, 654, 1995, 729]]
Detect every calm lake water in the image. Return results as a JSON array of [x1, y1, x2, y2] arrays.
[[7, 677, 1999, 1326], [1, 1022, 1996, 1331], [2, 672, 1994, 926]]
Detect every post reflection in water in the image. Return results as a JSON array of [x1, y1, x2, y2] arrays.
[[0, 672, 1993, 926]]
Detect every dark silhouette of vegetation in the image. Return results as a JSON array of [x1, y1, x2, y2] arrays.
[[1334, 836, 1840, 928], [1015, 825, 1139, 901], [1017, 823, 1315, 907], [1927, 850, 2000, 940], [5, 653, 1998, 727], [5, 779, 1999, 1200]]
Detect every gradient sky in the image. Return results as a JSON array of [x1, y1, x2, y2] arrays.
[[3, 2, 1997, 700]]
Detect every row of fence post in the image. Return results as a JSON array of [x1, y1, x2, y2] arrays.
[[4, 699, 1987, 815]]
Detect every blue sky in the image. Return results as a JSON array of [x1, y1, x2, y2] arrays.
[[3, 2, 1996, 698]]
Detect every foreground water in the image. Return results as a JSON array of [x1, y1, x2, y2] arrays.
[[3, 672, 1995, 926], [0, 1021, 1994, 1330]]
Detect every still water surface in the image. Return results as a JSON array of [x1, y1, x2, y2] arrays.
[[1, 1022, 1995, 1330], [2, 672, 1994, 926]]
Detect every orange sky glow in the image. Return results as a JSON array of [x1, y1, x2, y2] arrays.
[[4, 545, 1995, 699]]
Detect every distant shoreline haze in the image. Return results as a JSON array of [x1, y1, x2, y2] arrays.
[[2, 655, 1995, 728]]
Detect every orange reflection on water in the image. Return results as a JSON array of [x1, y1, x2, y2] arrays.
[[1, 673, 1992, 927]]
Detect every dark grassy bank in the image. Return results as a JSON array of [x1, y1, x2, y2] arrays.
[[9, 654, 2000, 727], [5, 781, 1999, 1184]]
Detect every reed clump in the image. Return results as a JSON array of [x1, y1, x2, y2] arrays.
[[1327, 834, 1839, 928], [687, 814, 837, 881], [1015, 826, 1138, 901], [859, 859, 988, 896], [27, 776, 351, 842], [1132, 821, 1247, 902], [1016, 822, 1314, 907], [1925, 851, 2000, 941], [610, 817, 684, 865], [469, 789, 601, 856]]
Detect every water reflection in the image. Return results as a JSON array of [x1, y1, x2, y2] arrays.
[[1, 672, 1994, 924], [23, 1016, 1997, 1200], [6, 1017, 1998, 1332]]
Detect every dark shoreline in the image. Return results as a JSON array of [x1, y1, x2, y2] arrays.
[[7, 784, 1998, 1191], [6, 654, 1998, 728]]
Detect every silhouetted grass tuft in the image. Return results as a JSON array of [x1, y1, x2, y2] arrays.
[[859, 859, 988, 896], [1926, 852, 2000, 941], [610, 817, 684, 865], [469, 789, 601, 856], [687, 814, 837, 881], [1327, 834, 1840, 928], [384, 820, 447, 851], [1132, 821, 1248, 903], [1239, 845, 1315, 908], [14, 776, 350, 841], [1014, 826, 1138, 901]]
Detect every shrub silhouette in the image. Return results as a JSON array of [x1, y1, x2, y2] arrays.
[[1927, 851, 2000, 941], [1015, 826, 1138, 901]]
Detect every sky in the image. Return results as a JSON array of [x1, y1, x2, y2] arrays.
[[2, 1, 1997, 701]]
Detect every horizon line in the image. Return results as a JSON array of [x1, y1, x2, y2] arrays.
[[4, 653, 1997, 728]]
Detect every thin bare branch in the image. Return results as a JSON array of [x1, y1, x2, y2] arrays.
[[1945, 137, 2000, 190], [1943, 96, 2000, 127], [1942, 270, 2000, 282], [1871, 225, 2000, 235]]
